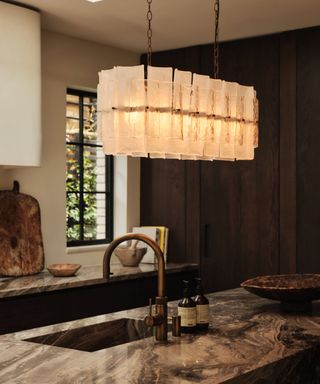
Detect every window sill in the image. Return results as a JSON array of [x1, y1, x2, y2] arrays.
[[66, 243, 109, 255]]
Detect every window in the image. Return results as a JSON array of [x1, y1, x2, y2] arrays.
[[66, 88, 113, 246]]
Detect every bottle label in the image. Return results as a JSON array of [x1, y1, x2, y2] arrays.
[[178, 307, 196, 327], [196, 304, 209, 324]]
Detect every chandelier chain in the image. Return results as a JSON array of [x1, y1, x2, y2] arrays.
[[213, 0, 220, 79], [147, 0, 153, 66]]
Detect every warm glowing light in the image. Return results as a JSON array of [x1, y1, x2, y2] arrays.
[[97, 65, 259, 161]]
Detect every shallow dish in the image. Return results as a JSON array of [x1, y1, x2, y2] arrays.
[[47, 264, 81, 277], [241, 274, 320, 311]]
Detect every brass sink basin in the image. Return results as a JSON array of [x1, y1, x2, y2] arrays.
[[25, 318, 152, 352]]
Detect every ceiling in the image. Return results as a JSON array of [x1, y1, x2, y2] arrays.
[[13, 0, 320, 53]]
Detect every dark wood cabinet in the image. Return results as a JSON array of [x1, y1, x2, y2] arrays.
[[0, 269, 197, 334], [141, 27, 320, 292], [296, 27, 320, 274], [200, 34, 280, 292]]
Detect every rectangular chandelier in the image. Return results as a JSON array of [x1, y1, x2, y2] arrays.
[[97, 64, 258, 161]]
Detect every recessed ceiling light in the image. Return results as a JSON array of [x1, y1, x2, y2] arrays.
[[86, 0, 103, 3]]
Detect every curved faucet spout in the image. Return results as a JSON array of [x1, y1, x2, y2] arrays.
[[103, 233, 168, 341], [103, 233, 166, 298]]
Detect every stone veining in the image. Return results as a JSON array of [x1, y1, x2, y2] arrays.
[[0, 263, 197, 299], [0, 289, 319, 383]]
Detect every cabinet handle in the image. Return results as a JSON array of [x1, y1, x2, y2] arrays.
[[204, 224, 210, 259]]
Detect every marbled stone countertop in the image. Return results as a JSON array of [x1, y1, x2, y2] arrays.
[[0, 263, 198, 299], [1, 288, 320, 383]]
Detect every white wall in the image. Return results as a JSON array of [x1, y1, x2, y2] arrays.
[[113, 156, 141, 239], [0, 2, 41, 167], [4, 31, 140, 266]]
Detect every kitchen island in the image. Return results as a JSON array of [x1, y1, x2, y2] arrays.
[[0, 288, 320, 383]]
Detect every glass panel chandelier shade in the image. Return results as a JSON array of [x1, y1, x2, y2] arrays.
[[97, 65, 258, 161]]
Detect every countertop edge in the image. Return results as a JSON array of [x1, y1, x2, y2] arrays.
[[0, 263, 199, 299]]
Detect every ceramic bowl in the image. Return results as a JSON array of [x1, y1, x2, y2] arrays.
[[241, 274, 320, 311], [47, 263, 81, 277], [114, 246, 147, 267]]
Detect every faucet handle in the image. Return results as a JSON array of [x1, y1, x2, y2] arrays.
[[145, 298, 154, 327], [144, 297, 166, 328]]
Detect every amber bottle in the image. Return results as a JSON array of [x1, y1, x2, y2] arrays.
[[194, 277, 209, 330], [178, 280, 197, 333]]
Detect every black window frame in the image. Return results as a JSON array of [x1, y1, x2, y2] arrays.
[[66, 88, 113, 247]]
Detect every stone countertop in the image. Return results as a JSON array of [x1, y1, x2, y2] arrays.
[[0, 263, 198, 299], [1, 288, 320, 383]]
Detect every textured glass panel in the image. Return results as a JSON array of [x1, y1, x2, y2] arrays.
[[66, 94, 79, 104], [83, 146, 106, 192], [84, 97, 100, 144], [66, 102, 79, 119], [84, 193, 106, 240], [66, 144, 80, 192], [66, 118, 80, 143], [66, 193, 80, 241], [84, 96, 95, 106], [83, 193, 97, 240]]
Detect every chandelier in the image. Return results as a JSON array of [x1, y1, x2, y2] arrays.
[[97, 0, 258, 161]]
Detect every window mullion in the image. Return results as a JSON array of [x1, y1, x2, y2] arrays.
[[79, 95, 85, 241], [106, 155, 113, 241], [66, 88, 113, 246]]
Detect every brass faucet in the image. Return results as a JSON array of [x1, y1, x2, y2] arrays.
[[103, 233, 168, 342]]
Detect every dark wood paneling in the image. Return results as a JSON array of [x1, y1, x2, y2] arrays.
[[141, 46, 202, 264], [140, 27, 320, 290], [185, 161, 201, 263], [142, 45, 201, 73], [297, 27, 320, 273], [200, 35, 280, 292], [279, 32, 297, 274], [141, 36, 281, 289], [141, 159, 187, 263]]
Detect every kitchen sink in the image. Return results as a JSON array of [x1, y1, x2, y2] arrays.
[[24, 317, 152, 352]]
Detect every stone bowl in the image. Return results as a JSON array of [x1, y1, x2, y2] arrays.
[[47, 264, 81, 277], [241, 274, 320, 311], [114, 246, 147, 267]]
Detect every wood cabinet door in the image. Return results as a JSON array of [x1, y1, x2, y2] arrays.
[[200, 35, 280, 292], [141, 30, 306, 292]]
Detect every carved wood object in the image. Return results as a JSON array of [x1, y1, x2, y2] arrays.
[[0, 181, 44, 276]]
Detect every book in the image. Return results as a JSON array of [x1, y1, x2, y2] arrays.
[[134, 226, 169, 262], [164, 227, 169, 261], [132, 226, 160, 263]]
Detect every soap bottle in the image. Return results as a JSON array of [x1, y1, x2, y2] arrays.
[[178, 280, 197, 333], [194, 277, 209, 330]]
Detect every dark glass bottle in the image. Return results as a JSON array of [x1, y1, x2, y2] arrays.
[[194, 277, 209, 330], [178, 280, 197, 333]]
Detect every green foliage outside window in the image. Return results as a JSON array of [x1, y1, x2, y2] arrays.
[[66, 152, 98, 242]]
